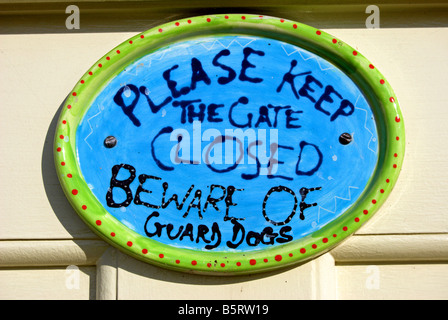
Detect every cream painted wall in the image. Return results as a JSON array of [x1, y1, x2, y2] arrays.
[[1, 1, 447, 300]]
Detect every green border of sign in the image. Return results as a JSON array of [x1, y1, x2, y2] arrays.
[[54, 14, 405, 275]]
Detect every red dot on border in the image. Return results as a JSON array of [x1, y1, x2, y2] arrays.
[[363, 209, 369, 215], [60, 135, 64, 139], [207, 18, 211, 22], [225, 15, 229, 19], [380, 189, 385, 193], [221, 263, 225, 267], [72, 92, 77, 96], [88, 71, 93, 75], [57, 147, 62, 152], [322, 238, 328, 243], [187, 19, 192, 24], [67, 105, 71, 109], [67, 173, 72, 178], [332, 38, 337, 44], [236, 262, 241, 266], [396, 136, 400, 141], [380, 79, 385, 84], [127, 241, 132, 247], [72, 189, 78, 195], [300, 248, 306, 254], [159, 253, 164, 258], [140, 35, 144, 38], [386, 178, 390, 183], [312, 244, 317, 249], [62, 120, 67, 124], [355, 217, 360, 222], [289, 253, 293, 257], [98, 64, 102, 68], [275, 255, 282, 261], [395, 116, 401, 123], [369, 64, 375, 69], [393, 164, 398, 168], [293, 24, 297, 29], [96, 220, 101, 226], [343, 226, 348, 231], [158, 28, 163, 33], [390, 97, 395, 103], [116, 50, 121, 54], [333, 234, 337, 238], [176, 260, 180, 264], [207, 263, 211, 267], [191, 260, 197, 266], [175, 22, 180, 26], [61, 162, 65, 166], [249, 259, 256, 265], [263, 258, 268, 263], [353, 50, 358, 56], [142, 249, 148, 254], [111, 232, 115, 237], [394, 153, 398, 157], [241, 16, 246, 20], [80, 80, 85, 84], [106, 56, 110, 60], [129, 40, 133, 44], [82, 205, 87, 210], [316, 30, 321, 35], [280, 19, 285, 23], [372, 199, 377, 204]]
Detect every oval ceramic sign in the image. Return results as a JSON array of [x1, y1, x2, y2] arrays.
[[55, 14, 404, 274]]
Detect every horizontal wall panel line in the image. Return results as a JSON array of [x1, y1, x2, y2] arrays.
[[331, 234, 448, 264], [0, 240, 109, 267], [1, 235, 447, 267]]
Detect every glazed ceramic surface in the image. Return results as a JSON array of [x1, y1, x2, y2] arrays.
[[54, 14, 404, 274]]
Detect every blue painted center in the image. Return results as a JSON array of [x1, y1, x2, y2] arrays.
[[76, 35, 378, 252]]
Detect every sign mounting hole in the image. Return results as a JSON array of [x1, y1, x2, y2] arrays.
[[104, 136, 117, 148], [339, 133, 353, 145]]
